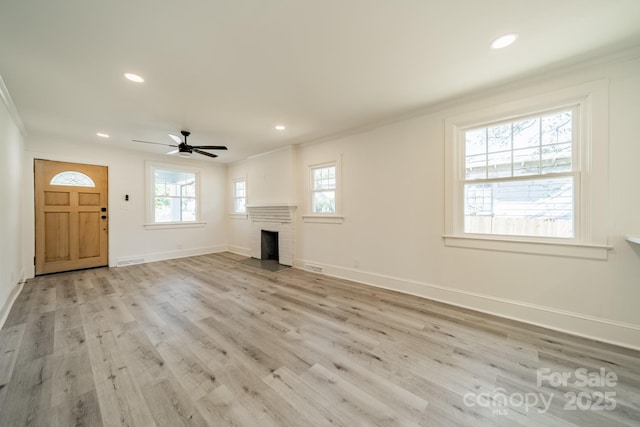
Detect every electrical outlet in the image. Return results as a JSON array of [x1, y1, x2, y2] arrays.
[[353, 258, 359, 268], [177, 242, 183, 249]]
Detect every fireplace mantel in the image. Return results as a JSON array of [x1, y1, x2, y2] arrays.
[[246, 204, 297, 223]]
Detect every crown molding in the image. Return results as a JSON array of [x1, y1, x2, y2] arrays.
[[296, 43, 640, 150], [0, 74, 26, 136]]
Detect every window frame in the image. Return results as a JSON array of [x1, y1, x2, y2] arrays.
[[461, 106, 579, 240], [303, 159, 344, 224], [231, 177, 247, 216], [50, 171, 96, 187], [444, 80, 610, 259], [145, 161, 205, 230]]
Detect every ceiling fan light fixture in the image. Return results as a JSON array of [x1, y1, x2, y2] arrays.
[[132, 131, 226, 159], [491, 33, 518, 49], [168, 133, 182, 143], [123, 72, 145, 83]]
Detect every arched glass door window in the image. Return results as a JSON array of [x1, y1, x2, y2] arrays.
[[50, 171, 95, 187]]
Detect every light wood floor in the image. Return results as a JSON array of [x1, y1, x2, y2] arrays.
[[1, 253, 639, 426]]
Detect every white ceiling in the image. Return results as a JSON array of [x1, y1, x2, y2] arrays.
[[1, 0, 639, 163]]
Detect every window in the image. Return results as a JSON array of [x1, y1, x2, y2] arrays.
[[311, 164, 336, 214], [50, 171, 95, 187], [154, 169, 197, 222], [444, 80, 610, 259], [146, 162, 201, 226], [233, 179, 246, 213], [303, 158, 343, 224], [463, 109, 575, 238]]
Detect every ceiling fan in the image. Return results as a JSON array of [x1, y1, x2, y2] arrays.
[[132, 130, 227, 158]]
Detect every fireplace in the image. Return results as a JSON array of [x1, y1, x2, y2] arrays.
[[246, 205, 296, 266], [261, 230, 279, 261]]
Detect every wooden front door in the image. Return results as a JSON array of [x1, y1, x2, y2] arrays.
[[34, 159, 108, 275]]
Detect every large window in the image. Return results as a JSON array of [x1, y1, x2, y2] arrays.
[[444, 81, 610, 259], [147, 163, 200, 224], [311, 164, 336, 214], [463, 109, 575, 238], [233, 178, 246, 213]]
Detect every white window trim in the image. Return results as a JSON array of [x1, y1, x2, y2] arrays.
[[444, 80, 611, 259], [304, 158, 344, 224], [144, 222, 207, 230], [145, 161, 205, 229], [230, 176, 248, 219]]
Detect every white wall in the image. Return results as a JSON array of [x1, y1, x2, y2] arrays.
[[23, 136, 228, 277], [226, 146, 297, 255], [0, 84, 25, 325], [229, 53, 640, 349]]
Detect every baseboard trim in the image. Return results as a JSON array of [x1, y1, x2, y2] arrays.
[[293, 259, 640, 351], [113, 245, 228, 267], [227, 246, 252, 257], [0, 274, 26, 329]]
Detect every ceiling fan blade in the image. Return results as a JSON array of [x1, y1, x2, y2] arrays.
[[132, 139, 177, 147], [166, 149, 179, 155], [168, 134, 182, 144], [191, 145, 228, 150], [193, 148, 218, 158]]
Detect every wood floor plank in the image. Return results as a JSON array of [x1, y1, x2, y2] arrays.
[[54, 325, 86, 355], [85, 327, 157, 427], [55, 278, 78, 307], [2, 283, 37, 328], [16, 310, 55, 366], [196, 384, 259, 427], [116, 328, 168, 386], [52, 388, 103, 427], [50, 349, 95, 407], [140, 377, 208, 427], [0, 323, 25, 386], [155, 337, 219, 401], [209, 365, 312, 427], [0, 355, 53, 426], [263, 366, 353, 427], [1, 252, 639, 426], [33, 278, 58, 316], [55, 304, 83, 332], [120, 294, 171, 346], [301, 363, 422, 426]]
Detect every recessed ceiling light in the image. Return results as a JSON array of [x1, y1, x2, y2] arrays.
[[96, 132, 110, 138], [274, 125, 286, 131], [123, 72, 144, 83], [491, 33, 518, 49]]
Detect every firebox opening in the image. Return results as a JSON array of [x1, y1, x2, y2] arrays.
[[261, 230, 279, 262]]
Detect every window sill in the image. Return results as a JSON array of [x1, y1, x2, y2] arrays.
[[443, 235, 612, 260], [302, 215, 344, 224], [144, 221, 206, 230], [229, 213, 248, 220]]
